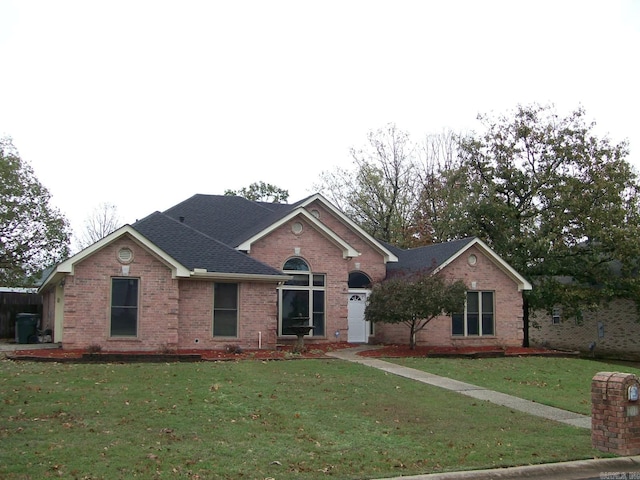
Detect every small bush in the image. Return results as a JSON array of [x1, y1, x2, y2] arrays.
[[158, 344, 176, 355], [86, 344, 102, 354], [225, 344, 243, 354]]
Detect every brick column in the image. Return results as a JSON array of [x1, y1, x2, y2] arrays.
[[592, 372, 640, 455]]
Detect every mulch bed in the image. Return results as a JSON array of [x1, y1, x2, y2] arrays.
[[359, 344, 575, 358], [5, 342, 574, 362], [6, 342, 359, 362]]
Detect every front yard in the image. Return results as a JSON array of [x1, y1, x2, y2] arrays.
[[0, 357, 611, 479], [387, 356, 640, 416]]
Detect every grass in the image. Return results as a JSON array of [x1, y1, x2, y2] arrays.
[[386, 356, 640, 416], [0, 358, 606, 479]]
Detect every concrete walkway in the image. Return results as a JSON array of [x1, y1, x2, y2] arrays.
[[0, 341, 60, 352], [326, 346, 591, 429]]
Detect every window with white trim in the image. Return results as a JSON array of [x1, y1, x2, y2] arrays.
[[110, 278, 139, 337], [213, 283, 238, 337], [279, 258, 325, 337], [452, 291, 495, 336]]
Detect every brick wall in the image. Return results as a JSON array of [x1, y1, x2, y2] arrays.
[[177, 280, 278, 350], [371, 245, 524, 348], [249, 209, 388, 343], [306, 200, 387, 283], [592, 372, 640, 455], [61, 235, 180, 351], [530, 298, 640, 358]]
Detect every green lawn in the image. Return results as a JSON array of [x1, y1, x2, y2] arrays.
[[387, 356, 640, 416], [0, 358, 606, 479]]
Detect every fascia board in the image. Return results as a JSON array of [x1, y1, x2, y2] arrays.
[[189, 271, 293, 283], [51, 225, 191, 280], [299, 193, 399, 263], [237, 209, 360, 259], [436, 238, 533, 292]]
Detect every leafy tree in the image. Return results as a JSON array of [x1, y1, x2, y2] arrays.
[[0, 137, 70, 286], [365, 271, 467, 349], [224, 181, 289, 203], [75, 202, 122, 251], [439, 104, 640, 345], [316, 123, 424, 247]]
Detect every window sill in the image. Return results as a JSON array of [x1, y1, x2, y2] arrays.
[[450, 335, 497, 338], [277, 335, 326, 340]]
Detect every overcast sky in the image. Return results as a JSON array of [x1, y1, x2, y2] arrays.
[[1, 0, 639, 242]]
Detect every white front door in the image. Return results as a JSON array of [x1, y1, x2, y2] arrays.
[[347, 292, 369, 343]]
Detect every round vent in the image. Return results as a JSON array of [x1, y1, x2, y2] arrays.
[[291, 222, 303, 235], [117, 247, 134, 264]]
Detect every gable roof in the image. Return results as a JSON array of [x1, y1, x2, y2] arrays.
[[132, 212, 289, 279], [162, 194, 294, 247], [40, 194, 530, 293], [162, 193, 398, 263], [386, 237, 532, 291], [39, 218, 290, 292]]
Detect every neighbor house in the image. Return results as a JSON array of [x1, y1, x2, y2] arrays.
[[38, 193, 531, 352], [529, 300, 640, 359]]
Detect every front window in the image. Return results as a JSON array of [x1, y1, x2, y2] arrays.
[[279, 258, 325, 336], [110, 278, 139, 336], [213, 283, 238, 337], [452, 291, 494, 336]]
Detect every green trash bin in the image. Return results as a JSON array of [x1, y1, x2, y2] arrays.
[[15, 313, 40, 344]]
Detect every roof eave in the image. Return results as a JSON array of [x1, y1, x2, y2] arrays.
[[190, 270, 292, 283], [39, 226, 192, 292], [300, 193, 399, 263], [237, 209, 360, 259], [435, 238, 532, 291]]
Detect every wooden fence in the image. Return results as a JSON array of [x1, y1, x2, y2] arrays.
[[0, 290, 43, 339]]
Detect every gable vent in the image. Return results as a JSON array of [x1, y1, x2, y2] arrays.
[[117, 247, 134, 264]]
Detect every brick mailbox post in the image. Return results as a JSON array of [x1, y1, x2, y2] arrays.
[[592, 372, 640, 455]]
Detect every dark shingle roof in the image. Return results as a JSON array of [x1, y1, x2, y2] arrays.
[[162, 194, 296, 247], [385, 238, 477, 276], [133, 212, 284, 276], [134, 193, 477, 280]]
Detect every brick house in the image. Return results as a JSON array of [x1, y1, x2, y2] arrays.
[[38, 194, 531, 352], [529, 299, 640, 359]]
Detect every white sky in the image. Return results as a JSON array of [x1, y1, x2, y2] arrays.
[[1, 0, 639, 241]]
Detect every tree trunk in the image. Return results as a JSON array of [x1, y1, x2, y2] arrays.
[[409, 327, 416, 349]]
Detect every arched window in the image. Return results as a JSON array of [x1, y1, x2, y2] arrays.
[[348, 271, 372, 289], [279, 257, 325, 337], [283, 258, 310, 271]]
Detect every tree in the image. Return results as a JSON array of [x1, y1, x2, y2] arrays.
[[0, 137, 70, 286], [75, 202, 122, 251], [224, 181, 289, 203], [315, 123, 424, 247], [439, 104, 640, 344], [365, 271, 467, 349], [413, 129, 469, 243]]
